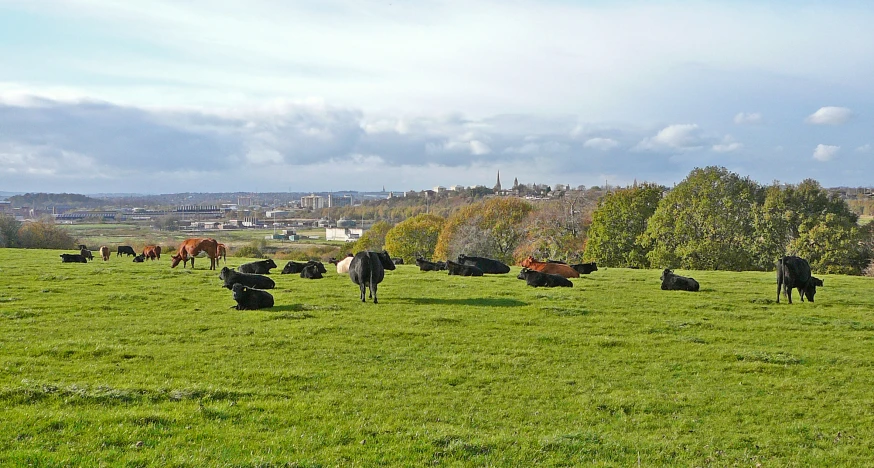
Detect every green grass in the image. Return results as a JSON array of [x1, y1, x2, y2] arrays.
[[2, 248, 874, 466]]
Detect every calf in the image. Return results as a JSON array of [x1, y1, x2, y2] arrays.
[[349, 250, 396, 303], [60, 253, 88, 263], [79, 248, 93, 260], [776, 256, 823, 304], [133, 254, 146, 262], [238, 259, 278, 274], [517, 268, 573, 287], [219, 267, 275, 290], [99, 245, 110, 261], [117, 245, 136, 257], [446, 260, 484, 276], [571, 262, 598, 274], [300, 264, 324, 279], [458, 254, 510, 274], [660, 269, 700, 292], [231, 283, 274, 310]]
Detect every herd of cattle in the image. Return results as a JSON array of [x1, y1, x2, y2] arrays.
[[60, 240, 825, 308]]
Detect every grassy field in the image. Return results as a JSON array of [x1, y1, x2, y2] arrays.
[[2, 248, 874, 466]]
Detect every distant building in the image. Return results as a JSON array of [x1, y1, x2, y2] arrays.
[[449, 185, 465, 191], [301, 194, 326, 209], [326, 227, 364, 242], [433, 186, 447, 193]]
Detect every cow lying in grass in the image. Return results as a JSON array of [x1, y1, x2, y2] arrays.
[[458, 254, 510, 274], [219, 267, 275, 290], [238, 259, 278, 274], [660, 269, 700, 292], [300, 264, 323, 279], [446, 260, 483, 276], [231, 283, 274, 310], [517, 268, 573, 288], [282, 260, 326, 275], [60, 253, 88, 263], [415, 257, 446, 271]]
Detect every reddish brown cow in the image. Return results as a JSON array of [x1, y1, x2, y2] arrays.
[[99, 246, 110, 261], [520, 256, 580, 278], [170, 238, 220, 270], [216, 243, 227, 265], [142, 245, 161, 261]]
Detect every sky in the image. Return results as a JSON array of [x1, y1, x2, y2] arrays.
[[1, 0, 872, 194]]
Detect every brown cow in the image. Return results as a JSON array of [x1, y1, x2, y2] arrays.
[[99, 246, 110, 261], [520, 256, 580, 278], [216, 243, 227, 265], [170, 238, 219, 270], [142, 245, 161, 261]]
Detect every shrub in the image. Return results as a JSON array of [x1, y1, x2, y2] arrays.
[[17, 218, 78, 250]]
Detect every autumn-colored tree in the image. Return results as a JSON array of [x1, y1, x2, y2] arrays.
[[434, 197, 532, 263], [351, 221, 393, 253], [517, 192, 595, 262], [383, 214, 446, 263], [584, 183, 663, 267], [16, 218, 77, 250]]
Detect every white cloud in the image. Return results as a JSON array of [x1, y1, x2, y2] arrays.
[[805, 107, 853, 125], [856, 144, 872, 152], [712, 142, 743, 153], [813, 144, 840, 161], [636, 124, 706, 151], [734, 112, 762, 125], [583, 137, 619, 151], [470, 140, 491, 155]]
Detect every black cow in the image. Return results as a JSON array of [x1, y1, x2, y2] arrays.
[[457, 254, 510, 274], [219, 267, 275, 290], [133, 254, 146, 263], [117, 245, 136, 257], [660, 269, 700, 292], [415, 257, 445, 271], [446, 260, 484, 276], [517, 268, 573, 287], [300, 264, 323, 279], [77, 244, 88, 250], [391, 257, 404, 265], [571, 262, 598, 274], [231, 283, 274, 310], [281, 260, 326, 275], [79, 248, 93, 261], [349, 250, 396, 303], [776, 256, 823, 304], [238, 259, 278, 274], [60, 253, 88, 263]]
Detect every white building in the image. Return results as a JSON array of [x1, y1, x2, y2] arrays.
[[325, 227, 364, 242], [301, 194, 326, 209]]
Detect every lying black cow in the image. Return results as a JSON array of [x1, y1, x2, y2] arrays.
[[231, 283, 274, 310], [446, 260, 484, 277], [777, 256, 823, 304], [571, 262, 598, 274], [60, 253, 88, 263], [238, 259, 278, 274], [660, 269, 700, 292], [457, 254, 510, 274], [415, 257, 446, 271], [80, 249, 93, 261], [300, 264, 324, 279], [391, 257, 404, 265], [133, 254, 146, 262], [219, 267, 275, 290], [349, 250, 396, 303], [117, 245, 136, 257], [517, 268, 573, 287], [281, 260, 326, 275]]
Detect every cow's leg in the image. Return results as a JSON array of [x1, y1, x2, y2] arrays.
[[371, 278, 378, 304], [798, 287, 805, 302], [359, 283, 366, 302], [786, 285, 793, 304]]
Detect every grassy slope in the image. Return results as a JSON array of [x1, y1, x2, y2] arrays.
[[1, 248, 873, 466]]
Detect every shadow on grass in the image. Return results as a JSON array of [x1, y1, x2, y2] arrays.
[[397, 297, 527, 307]]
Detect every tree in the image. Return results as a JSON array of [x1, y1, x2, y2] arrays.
[[584, 183, 663, 267], [517, 191, 596, 262], [383, 214, 446, 263], [641, 167, 764, 270], [434, 197, 533, 263], [351, 221, 393, 253], [0, 214, 22, 248], [16, 218, 77, 250]]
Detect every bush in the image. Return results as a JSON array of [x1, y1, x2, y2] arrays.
[[0, 214, 22, 248], [16, 218, 78, 250]]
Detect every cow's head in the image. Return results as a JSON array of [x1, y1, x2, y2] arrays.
[[379, 251, 396, 270], [520, 256, 535, 268], [660, 269, 674, 281], [170, 254, 183, 268], [516, 268, 532, 280], [805, 277, 824, 302], [265, 259, 278, 269]]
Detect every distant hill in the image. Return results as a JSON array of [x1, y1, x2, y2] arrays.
[[7, 192, 105, 207]]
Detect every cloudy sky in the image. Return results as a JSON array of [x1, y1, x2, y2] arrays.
[[1, 0, 872, 194]]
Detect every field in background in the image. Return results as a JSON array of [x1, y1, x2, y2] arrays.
[[1, 248, 874, 465]]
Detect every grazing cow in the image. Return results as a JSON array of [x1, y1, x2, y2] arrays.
[[776, 256, 823, 304], [458, 254, 510, 274], [80, 248, 93, 261], [216, 243, 227, 265], [571, 262, 598, 275], [415, 257, 444, 272], [391, 257, 404, 265], [117, 245, 136, 257], [231, 283, 274, 310], [133, 254, 146, 263], [170, 238, 220, 270], [239, 259, 278, 274], [517, 268, 573, 287], [520, 256, 580, 278], [349, 251, 396, 303], [281, 260, 326, 275], [660, 269, 700, 292], [300, 264, 324, 279], [77, 244, 88, 250], [446, 260, 484, 276], [60, 253, 88, 263], [330, 256, 354, 274], [99, 246, 110, 261], [142, 245, 160, 261], [219, 267, 275, 290]]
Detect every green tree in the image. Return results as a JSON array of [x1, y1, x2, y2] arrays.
[[434, 197, 533, 263], [16, 218, 77, 250], [0, 214, 22, 247], [351, 221, 393, 253], [584, 183, 663, 267], [384, 214, 446, 263], [519, 191, 595, 262], [641, 167, 764, 270]]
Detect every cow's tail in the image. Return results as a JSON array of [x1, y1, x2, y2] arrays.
[[776, 256, 785, 303]]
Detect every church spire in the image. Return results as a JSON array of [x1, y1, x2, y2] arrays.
[[494, 170, 502, 193]]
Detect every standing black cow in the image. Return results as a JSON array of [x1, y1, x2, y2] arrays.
[[117, 246, 136, 257], [457, 254, 510, 274], [300, 264, 324, 279], [219, 267, 276, 290], [79, 248, 93, 261], [231, 283, 274, 310], [660, 269, 700, 292], [238, 259, 278, 274], [60, 253, 88, 263], [517, 268, 573, 287], [776, 256, 823, 304], [571, 262, 598, 274], [349, 251, 396, 303], [446, 260, 484, 276]]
